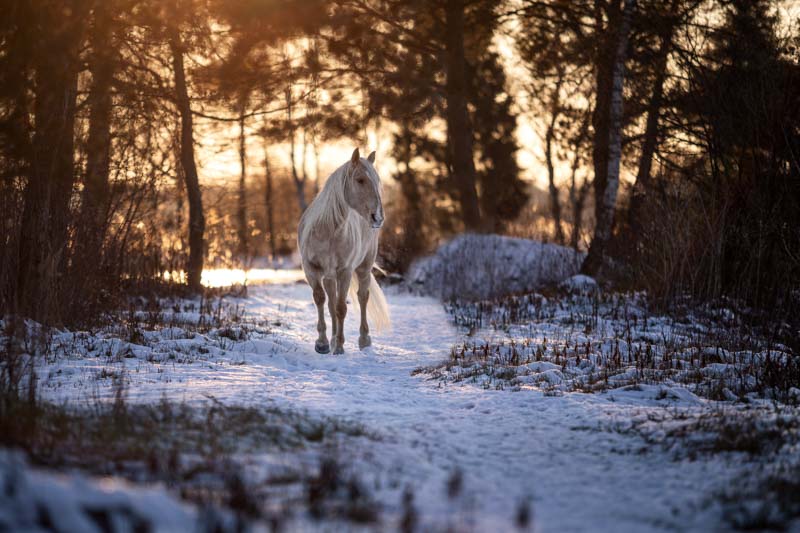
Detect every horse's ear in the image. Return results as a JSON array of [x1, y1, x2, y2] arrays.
[[350, 148, 360, 165], [367, 151, 376, 164]]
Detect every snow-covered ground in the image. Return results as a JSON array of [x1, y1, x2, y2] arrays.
[[21, 277, 798, 532], [0, 450, 198, 532]]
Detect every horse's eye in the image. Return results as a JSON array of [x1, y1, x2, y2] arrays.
[[356, 178, 365, 185]]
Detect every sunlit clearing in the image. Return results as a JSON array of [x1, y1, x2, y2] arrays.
[[162, 268, 306, 287]]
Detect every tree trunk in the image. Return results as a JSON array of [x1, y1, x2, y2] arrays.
[[16, 4, 84, 322], [286, 88, 307, 213], [77, 2, 115, 271], [589, 0, 614, 228], [444, 0, 482, 232], [628, 29, 671, 236], [263, 143, 276, 261], [301, 127, 309, 187], [312, 133, 321, 195], [237, 112, 248, 261], [545, 76, 565, 244], [398, 172, 424, 257], [168, 28, 205, 291], [582, 0, 635, 276], [570, 164, 591, 253], [396, 129, 425, 266], [569, 114, 592, 251]]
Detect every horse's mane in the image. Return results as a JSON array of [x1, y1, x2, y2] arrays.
[[299, 162, 349, 252]]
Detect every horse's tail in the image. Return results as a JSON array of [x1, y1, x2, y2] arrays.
[[349, 268, 391, 332]]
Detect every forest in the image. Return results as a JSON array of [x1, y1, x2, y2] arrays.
[[1, 0, 800, 531], [1, 0, 797, 324]]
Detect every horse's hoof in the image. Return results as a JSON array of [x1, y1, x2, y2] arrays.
[[359, 335, 372, 350], [333, 345, 345, 355], [315, 341, 330, 354]]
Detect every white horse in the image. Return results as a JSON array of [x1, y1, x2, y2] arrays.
[[298, 148, 390, 354]]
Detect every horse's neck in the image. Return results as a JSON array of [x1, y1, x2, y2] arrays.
[[310, 171, 351, 237], [314, 206, 352, 239]]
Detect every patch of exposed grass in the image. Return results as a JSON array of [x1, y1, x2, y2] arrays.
[[720, 461, 800, 531], [611, 404, 800, 529], [1, 394, 375, 470], [0, 386, 378, 529], [306, 456, 381, 525], [1, 289, 282, 371], [422, 291, 799, 401], [622, 405, 800, 458]]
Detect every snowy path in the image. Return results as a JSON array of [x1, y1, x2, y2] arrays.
[[41, 282, 744, 531]]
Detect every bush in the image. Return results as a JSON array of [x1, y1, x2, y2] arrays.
[[408, 233, 583, 300]]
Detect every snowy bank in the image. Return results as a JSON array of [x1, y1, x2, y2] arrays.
[[408, 233, 584, 300], [0, 451, 199, 533]]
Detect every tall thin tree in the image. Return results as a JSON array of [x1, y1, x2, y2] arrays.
[[76, 0, 116, 277], [168, 18, 206, 290], [237, 107, 249, 260], [582, 0, 636, 275], [444, 0, 482, 231], [16, 0, 86, 322]]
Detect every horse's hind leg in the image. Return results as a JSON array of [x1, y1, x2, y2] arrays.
[[311, 278, 330, 354], [356, 267, 371, 349]]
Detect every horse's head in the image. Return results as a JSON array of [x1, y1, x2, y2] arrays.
[[344, 148, 384, 229]]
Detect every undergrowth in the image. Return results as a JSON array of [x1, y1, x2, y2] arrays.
[[0, 384, 379, 530], [615, 404, 800, 531], [419, 291, 800, 402]]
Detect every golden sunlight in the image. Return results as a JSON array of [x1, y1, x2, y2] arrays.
[[163, 268, 306, 287], [202, 268, 306, 287]]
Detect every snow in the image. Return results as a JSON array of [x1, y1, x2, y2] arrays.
[[407, 233, 583, 299], [19, 277, 799, 531], [430, 288, 791, 404], [560, 274, 599, 294], [201, 267, 306, 287], [0, 451, 197, 533]]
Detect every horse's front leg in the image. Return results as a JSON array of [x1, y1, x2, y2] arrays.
[[332, 269, 351, 354], [311, 280, 330, 354], [356, 268, 371, 349], [323, 277, 337, 342]]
